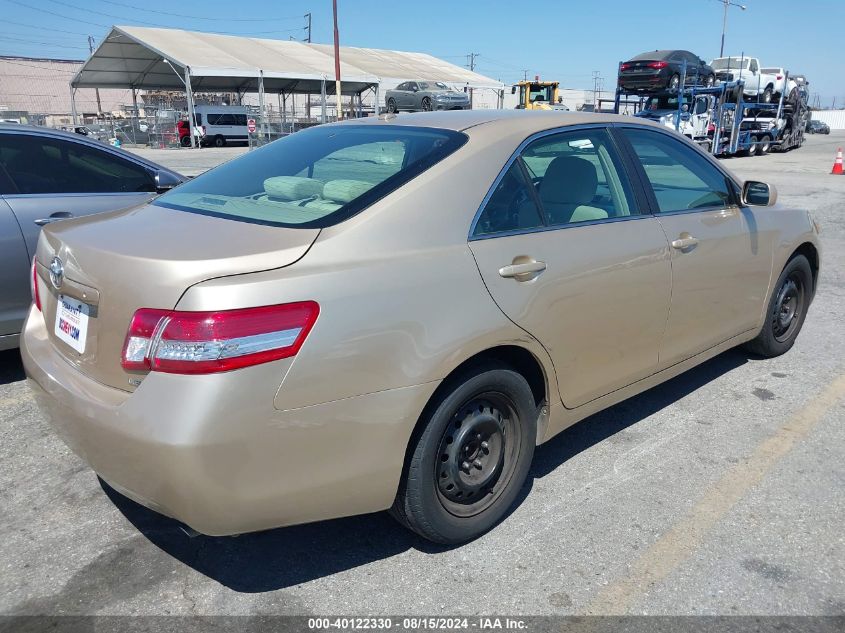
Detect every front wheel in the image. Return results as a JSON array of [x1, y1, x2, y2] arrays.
[[744, 255, 812, 358], [704, 74, 715, 87], [421, 97, 432, 111], [390, 363, 537, 544], [386, 98, 397, 113]]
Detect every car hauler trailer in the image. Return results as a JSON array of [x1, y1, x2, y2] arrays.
[[612, 60, 809, 158]]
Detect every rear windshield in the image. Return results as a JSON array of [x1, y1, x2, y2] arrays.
[[154, 125, 467, 228], [711, 57, 749, 70], [632, 50, 672, 61]]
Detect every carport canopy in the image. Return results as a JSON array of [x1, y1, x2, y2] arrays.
[[71, 26, 504, 95]]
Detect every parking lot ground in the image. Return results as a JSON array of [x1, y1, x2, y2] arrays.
[[2, 133, 844, 617]]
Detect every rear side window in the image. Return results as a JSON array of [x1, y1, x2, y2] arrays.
[[0, 133, 155, 195], [154, 125, 467, 228], [622, 128, 733, 212]]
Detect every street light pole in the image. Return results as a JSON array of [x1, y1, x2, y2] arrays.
[[719, 0, 747, 58]]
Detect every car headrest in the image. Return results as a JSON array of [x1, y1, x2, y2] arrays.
[[540, 156, 598, 206], [263, 176, 324, 200], [322, 179, 374, 204]]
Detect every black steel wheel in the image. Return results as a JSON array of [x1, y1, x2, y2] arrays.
[[421, 97, 432, 111], [391, 362, 537, 544], [386, 98, 397, 113], [745, 255, 813, 357]]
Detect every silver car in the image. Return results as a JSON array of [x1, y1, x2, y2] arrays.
[[0, 124, 184, 350], [385, 81, 471, 113]]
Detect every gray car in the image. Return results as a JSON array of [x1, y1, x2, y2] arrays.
[[385, 81, 471, 113], [0, 124, 184, 350]]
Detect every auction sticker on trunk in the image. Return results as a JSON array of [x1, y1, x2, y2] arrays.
[[55, 295, 89, 353]]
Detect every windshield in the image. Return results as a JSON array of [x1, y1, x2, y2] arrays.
[[525, 84, 554, 103], [419, 82, 451, 90], [711, 57, 749, 70], [154, 125, 467, 228]]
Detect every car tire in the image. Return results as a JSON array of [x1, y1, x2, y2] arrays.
[[761, 86, 773, 104], [387, 98, 397, 113], [745, 136, 758, 156], [668, 74, 680, 91], [421, 97, 432, 111], [390, 362, 537, 544], [704, 74, 715, 87], [744, 255, 813, 358], [759, 135, 772, 155], [180, 136, 191, 147], [213, 135, 226, 148]]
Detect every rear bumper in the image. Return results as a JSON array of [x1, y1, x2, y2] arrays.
[[618, 71, 668, 91], [21, 306, 438, 535]]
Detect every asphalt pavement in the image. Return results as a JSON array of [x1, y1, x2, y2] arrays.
[[1, 131, 843, 618]]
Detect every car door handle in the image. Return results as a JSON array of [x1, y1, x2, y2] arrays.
[[34, 211, 74, 226], [498, 260, 547, 279], [671, 235, 699, 250]]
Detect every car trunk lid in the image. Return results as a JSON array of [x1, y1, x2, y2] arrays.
[[35, 203, 319, 392]]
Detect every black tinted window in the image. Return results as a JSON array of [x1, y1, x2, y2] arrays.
[[0, 134, 155, 195], [155, 125, 467, 228], [623, 128, 733, 212], [473, 161, 543, 236]]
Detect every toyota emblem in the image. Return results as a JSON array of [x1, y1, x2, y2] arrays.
[[49, 257, 64, 290]]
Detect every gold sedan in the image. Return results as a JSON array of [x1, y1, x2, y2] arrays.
[[22, 111, 820, 544]]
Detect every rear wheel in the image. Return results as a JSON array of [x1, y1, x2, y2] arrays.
[[744, 255, 812, 358], [745, 136, 759, 156], [704, 74, 715, 87], [421, 97, 432, 111], [759, 135, 772, 155], [761, 85, 773, 104], [390, 363, 537, 544], [668, 74, 680, 91], [180, 135, 191, 147], [213, 135, 226, 148]]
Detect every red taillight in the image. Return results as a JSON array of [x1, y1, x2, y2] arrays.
[[31, 258, 41, 312], [620, 63, 631, 71], [121, 302, 319, 374], [776, 75, 783, 80], [647, 61, 668, 69]]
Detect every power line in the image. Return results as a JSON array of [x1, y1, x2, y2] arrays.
[[1, 18, 90, 36], [0, 35, 87, 49], [93, 0, 304, 22], [6, 0, 306, 36]]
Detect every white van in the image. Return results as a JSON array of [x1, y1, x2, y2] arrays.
[[193, 105, 249, 147]]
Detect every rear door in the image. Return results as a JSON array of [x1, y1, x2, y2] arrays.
[[0, 132, 157, 256], [0, 195, 29, 338], [618, 126, 773, 368], [469, 126, 672, 408]]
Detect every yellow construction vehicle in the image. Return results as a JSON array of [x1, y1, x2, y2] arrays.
[[512, 80, 567, 110]]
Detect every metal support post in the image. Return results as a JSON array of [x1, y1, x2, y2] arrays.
[[184, 65, 197, 148]]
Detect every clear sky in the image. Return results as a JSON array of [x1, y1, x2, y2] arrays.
[[1, 0, 842, 107]]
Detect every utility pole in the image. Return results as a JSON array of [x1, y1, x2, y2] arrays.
[[466, 53, 479, 108], [87, 35, 102, 116], [304, 13, 312, 42], [719, 0, 747, 58], [592, 70, 601, 108], [332, 0, 342, 120]]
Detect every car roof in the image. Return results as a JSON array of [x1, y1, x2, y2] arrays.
[[0, 123, 184, 177], [630, 50, 686, 61], [340, 109, 665, 134]]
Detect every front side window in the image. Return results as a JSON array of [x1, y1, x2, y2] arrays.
[[622, 128, 733, 213], [0, 134, 155, 195], [154, 125, 467, 228]]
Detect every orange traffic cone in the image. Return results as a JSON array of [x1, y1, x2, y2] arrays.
[[833, 148, 844, 175]]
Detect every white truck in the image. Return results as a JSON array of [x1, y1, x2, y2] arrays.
[[710, 57, 780, 103]]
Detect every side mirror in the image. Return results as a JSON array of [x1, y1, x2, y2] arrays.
[[511, 86, 517, 94], [742, 181, 777, 207], [154, 170, 182, 193]]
